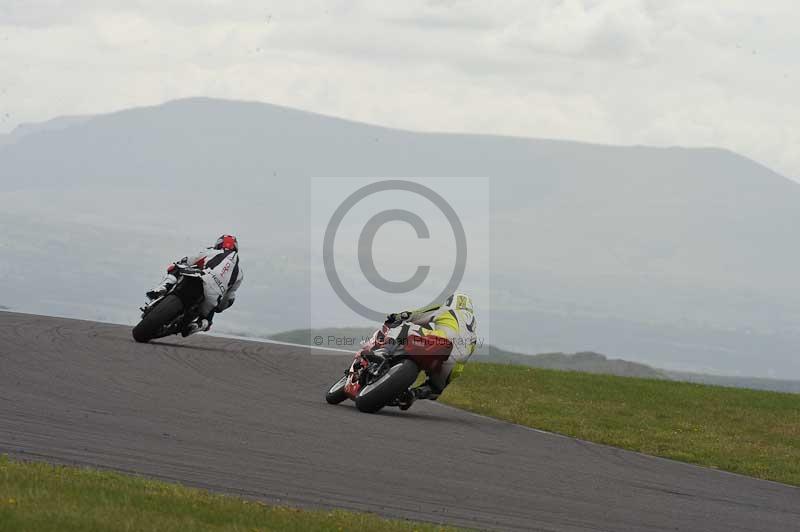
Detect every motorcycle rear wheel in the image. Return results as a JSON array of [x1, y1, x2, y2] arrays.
[[132, 295, 184, 343], [354, 359, 419, 414]]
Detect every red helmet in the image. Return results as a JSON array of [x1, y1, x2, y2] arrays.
[[214, 234, 238, 251]]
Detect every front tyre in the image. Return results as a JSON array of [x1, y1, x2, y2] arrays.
[[354, 359, 419, 414], [325, 375, 349, 405], [132, 295, 184, 343]]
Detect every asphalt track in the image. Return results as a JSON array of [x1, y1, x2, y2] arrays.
[[0, 312, 797, 531]]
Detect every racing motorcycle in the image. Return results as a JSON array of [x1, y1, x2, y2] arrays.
[[132, 264, 206, 343], [325, 323, 451, 413]]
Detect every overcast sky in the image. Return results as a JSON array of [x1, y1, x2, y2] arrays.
[[1, 1, 797, 178]]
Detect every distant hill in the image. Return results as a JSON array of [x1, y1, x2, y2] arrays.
[[264, 327, 800, 392], [0, 115, 92, 147], [472, 349, 667, 379], [665, 372, 800, 394], [267, 327, 666, 379], [3, 97, 800, 378], [269, 327, 376, 349]]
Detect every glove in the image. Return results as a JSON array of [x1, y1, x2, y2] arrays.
[[385, 311, 411, 327], [167, 258, 189, 273]]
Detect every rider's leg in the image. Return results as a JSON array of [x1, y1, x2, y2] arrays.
[[414, 357, 456, 400], [182, 280, 221, 337], [398, 358, 457, 410]]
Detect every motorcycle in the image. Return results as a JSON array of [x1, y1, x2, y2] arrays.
[[325, 322, 451, 413], [132, 264, 206, 343]]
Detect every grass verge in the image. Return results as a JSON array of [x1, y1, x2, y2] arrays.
[[0, 456, 462, 532], [441, 362, 800, 486]]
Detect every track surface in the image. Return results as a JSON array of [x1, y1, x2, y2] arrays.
[[0, 313, 797, 531]]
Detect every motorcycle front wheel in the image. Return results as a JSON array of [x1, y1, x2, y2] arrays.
[[325, 375, 349, 405], [132, 295, 184, 343], [354, 359, 419, 414]]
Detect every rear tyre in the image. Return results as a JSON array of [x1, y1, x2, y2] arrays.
[[132, 295, 184, 343], [355, 359, 419, 414], [325, 375, 349, 405]]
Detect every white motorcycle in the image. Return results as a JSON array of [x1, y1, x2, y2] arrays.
[[132, 264, 206, 343]]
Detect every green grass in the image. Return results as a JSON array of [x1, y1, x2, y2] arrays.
[[0, 457, 462, 532], [441, 362, 800, 486]]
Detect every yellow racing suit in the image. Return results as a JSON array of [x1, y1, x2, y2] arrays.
[[393, 292, 478, 399]]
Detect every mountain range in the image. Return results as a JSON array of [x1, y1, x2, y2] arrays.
[[2, 97, 799, 378]]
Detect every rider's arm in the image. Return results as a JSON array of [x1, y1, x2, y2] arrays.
[[386, 302, 445, 329], [167, 253, 205, 271], [186, 251, 210, 268], [217, 266, 243, 312], [417, 310, 459, 339], [404, 303, 442, 323]]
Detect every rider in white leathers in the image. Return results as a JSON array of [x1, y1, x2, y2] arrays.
[[147, 234, 243, 336], [383, 292, 477, 410]]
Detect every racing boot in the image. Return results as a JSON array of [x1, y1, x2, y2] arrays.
[[182, 319, 211, 337], [397, 389, 415, 411], [411, 383, 440, 401]]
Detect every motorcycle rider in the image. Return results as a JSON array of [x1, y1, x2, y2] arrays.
[[382, 292, 478, 410], [146, 234, 243, 337]]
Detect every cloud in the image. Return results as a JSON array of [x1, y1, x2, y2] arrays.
[[495, 0, 656, 61], [0, 0, 797, 177]]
